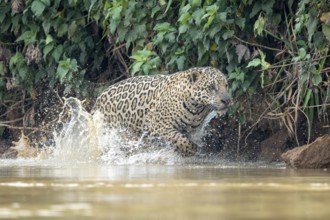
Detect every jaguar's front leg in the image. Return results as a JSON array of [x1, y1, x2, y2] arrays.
[[162, 130, 198, 156]]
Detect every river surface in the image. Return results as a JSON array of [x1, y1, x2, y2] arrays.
[[1, 99, 330, 219], [0, 159, 330, 220]]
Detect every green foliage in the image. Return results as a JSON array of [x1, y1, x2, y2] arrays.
[[243, 0, 329, 138], [0, 0, 329, 138], [131, 48, 161, 76], [102, 0, 148, 49], [0, 0, 104, 99]]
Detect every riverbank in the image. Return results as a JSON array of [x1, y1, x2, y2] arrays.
[[1, 92, 329, 163]]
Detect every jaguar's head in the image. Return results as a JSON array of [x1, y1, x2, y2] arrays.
[[187, 67, 232, 115]]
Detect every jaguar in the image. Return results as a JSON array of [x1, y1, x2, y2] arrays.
[[92, 67, 231, 156]]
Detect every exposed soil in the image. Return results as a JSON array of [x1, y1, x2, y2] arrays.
[[202, 93, 330, 161]]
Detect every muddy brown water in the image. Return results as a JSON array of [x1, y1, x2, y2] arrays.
[[0, 160, 330, 220], [3, 96, 329, 219]]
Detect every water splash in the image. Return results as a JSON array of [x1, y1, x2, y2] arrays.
[[49, 97, 223, 165], [51, 97, 102, 162], [190, 110, 217, 147]]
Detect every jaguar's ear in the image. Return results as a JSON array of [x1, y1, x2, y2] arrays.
[[189, 70, 203, 84]]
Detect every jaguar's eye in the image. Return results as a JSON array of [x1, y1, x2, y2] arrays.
[[209, 84, 216, 91]]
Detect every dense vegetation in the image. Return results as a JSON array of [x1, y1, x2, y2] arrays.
[[0, 0, 329, 144]]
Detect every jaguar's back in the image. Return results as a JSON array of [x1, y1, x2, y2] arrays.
[[92, 75, 166, 133]]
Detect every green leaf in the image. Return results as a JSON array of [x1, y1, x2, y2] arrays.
[[312, 74, 322, 86], [222, 30, 234, 40], [41, 0, 51, 6], [178, 12, 191, 25], [322, 24, 330, 42], [45, 35, 53, 45], [191, 9, 204, 26], [159, 0, 166, 6], [117, 27, 128, 42], [31, 0, 46, 17], [68, 21, 78, 39], [237, 71, 245, 83], [18, 66, 28, 80], [57, 23, 68, 37], [202, 5, 218, 29], [112, 5, 122, 21], [205, 5, 218, 16], [247, 58, 261, 68], [131, 62, 143, 76], [306, 12, 318, 43], [0, 6, 10, 22], [151, 5, 161, 18], [219, 12, 227, 22], [300, 72, 309, 84], [134, 24, 146, 36], [43, 43, 54, 60], [250, 2, 261, 18], [174, 48, 185, 56], [16, 31, 36, 44], [235, 17, 245, 29], [298, 48, 306, 59], [150, 56, 161, 67], [42, 20, 51, 34], [180, 4, 191, 14], [9, 52, 24, 69], [57, 59, 70, 81], [70, 59, 78, 71], [0, 62, 4, 76], [52, 45, 63, 62], [254, 14, 265, 36], [154, 22, 172, 32], [261, 0, 275, 15], [176, 56, 185, 70], [179, 24, 188, 34], [203, 15, 215, 30], [189, 0, 201, 9], [109, 20, 119, 34]]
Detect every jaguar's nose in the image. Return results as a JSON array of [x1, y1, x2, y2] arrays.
[[221, 93, 232, 106]]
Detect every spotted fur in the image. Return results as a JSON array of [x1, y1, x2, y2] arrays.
[[92, 67, 231, 156]]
